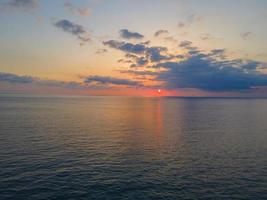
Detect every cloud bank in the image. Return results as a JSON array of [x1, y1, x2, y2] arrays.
[[0, 72, 34, 83], [103, 35, 267, 93], [155, 54, 267, 91]]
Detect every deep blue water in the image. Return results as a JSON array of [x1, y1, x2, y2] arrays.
[[0, 95, 267, 200]]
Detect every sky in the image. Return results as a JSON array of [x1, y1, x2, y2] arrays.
[[0, 0, 267, 96]]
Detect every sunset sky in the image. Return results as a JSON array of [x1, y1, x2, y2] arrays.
[[0, 0, 267, 96]]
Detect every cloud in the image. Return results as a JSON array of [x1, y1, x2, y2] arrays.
[[84, 75, 142, 86], [123, 54, 148, 68], [103, 40, 175, 64], [55, 19, 86, 35], [153, 51, 267, 91], [146, 47, 169, 62], [153, 30, 178, 43], [103, 40, 146, 54], [0, 71, 127, 92], [119, 69, 158, 76], [103, 34, 267, 93], [119, 29, 144, 40], [0, 72, 34, 83], [141, 41, 150, 45], [134, 57, 148, 67], [208, 49, 226, 59], [95, 48, 108, 54], [64, 1, 90, 17], [179, 40, 192, 48], [0, 72, 144, 92], [0, 0, 39, 12], [118, 59, 132, 64], [240, 32, 252, 40], [154, 30, 169, 37], [54, 19, 90, 44], [200, 33, 216, 41], [0, 72, 86, 91], [163, 36, 178, 43], [179, 40, 199, 53], [177, 14, 203, 29]]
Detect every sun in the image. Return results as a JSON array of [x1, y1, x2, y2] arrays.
[[157, 89, 162, 94]]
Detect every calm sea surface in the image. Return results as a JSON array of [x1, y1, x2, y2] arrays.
[[0, 95, 267, 200]]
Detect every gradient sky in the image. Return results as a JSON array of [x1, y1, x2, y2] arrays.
[[0, 0, 267, 96]]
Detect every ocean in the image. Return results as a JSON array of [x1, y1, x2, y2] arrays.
[[0, 95, 267, 199]]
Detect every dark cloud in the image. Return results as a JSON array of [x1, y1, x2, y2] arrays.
[[140, 41, 150, 45], [0, 72, 118, 91], [64, 1, 90, 17], [103, 40, 146, 54], [179, 40, 199, 53], [124, 54, 148, 67], [210, 49, 225, 55], [154, 52, 267, 91], [0, 0, 39, 12], [55, 19, 86, 35], [146, 47, 172, 63], [84, 75, 142, 87], [54, 19, 90, 44], [146, 47, 170, 62], [154, 30, 169, 37], [0, 72, 83, 89], [0, 72, 34, 83], [104, 40, 175, 64], [240, 32, 252, 40], [208, 49, 226, 59], [0, 72, 87, 90], [241, 60, 262, 71], [0, 71, 146, 92], [154, 30, 178, 43], [135, 57, 148, 66], [120, 29, 144, 40]]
